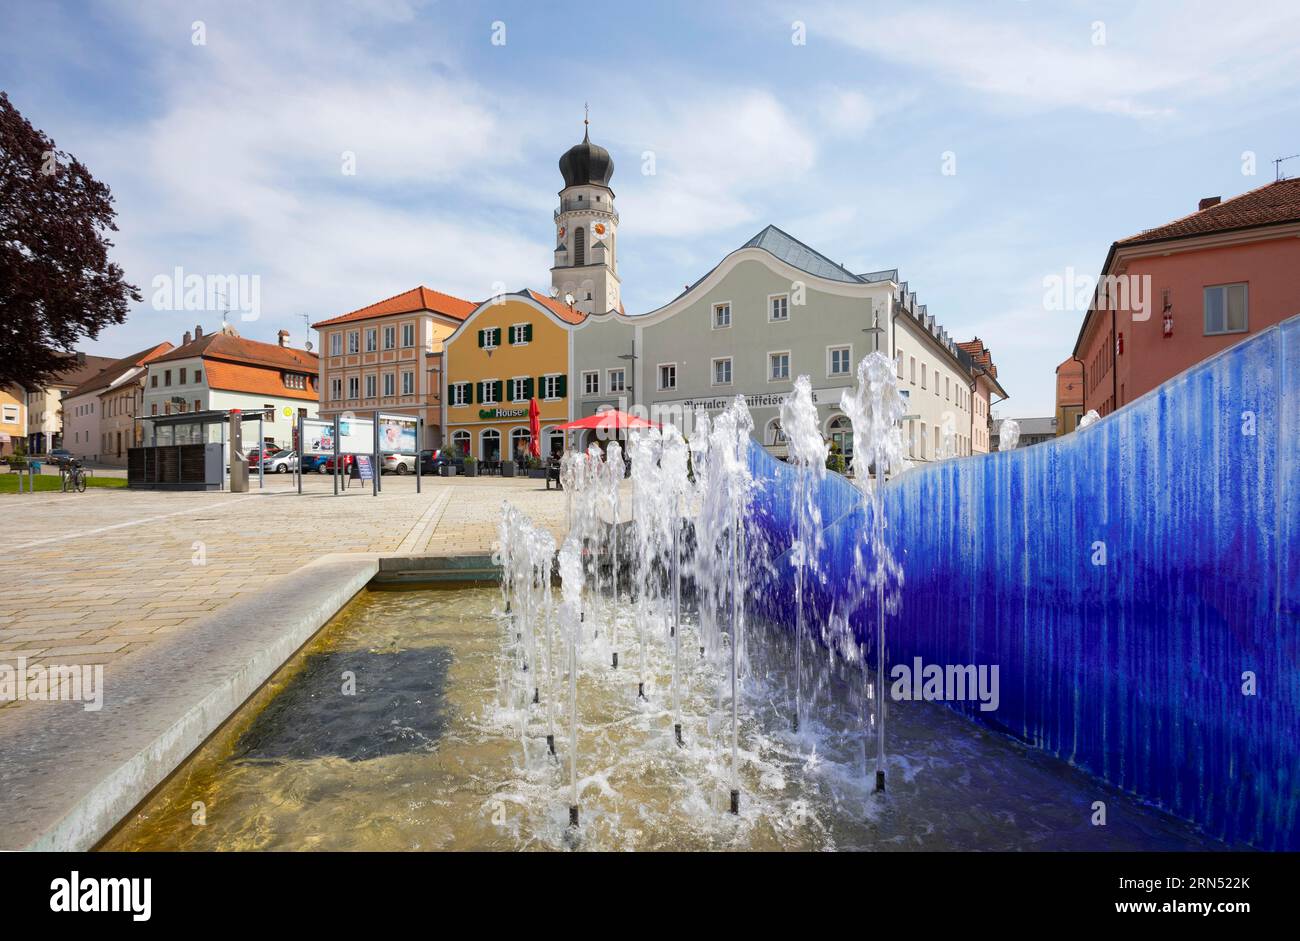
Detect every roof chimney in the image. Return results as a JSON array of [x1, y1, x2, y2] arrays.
[[1198, 196, 1221, 211], [194, 324, 203, 338], [183, 330, 192, 345], [277, 329, 291, 348]]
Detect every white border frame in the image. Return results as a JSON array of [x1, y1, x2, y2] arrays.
[[710, 356, 733, 387], [826, 343, 853, 379], [767, 350, 791, 383], [767, 292, 790, 323]]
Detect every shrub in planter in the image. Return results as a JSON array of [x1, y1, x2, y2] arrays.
[[463, 457, 478, 477]]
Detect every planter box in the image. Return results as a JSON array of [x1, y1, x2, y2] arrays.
[[463, 464, 478, 477], [526, 469, 547, 479], [439, 465, 458, 477], [501, 461, 517, 478]]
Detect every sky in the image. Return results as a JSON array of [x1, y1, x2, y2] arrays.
[[3, 0, 1299, 416]]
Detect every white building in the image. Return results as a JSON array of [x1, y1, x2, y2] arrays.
[[141, 323, 319, 451], [61, 342, 175, 465]]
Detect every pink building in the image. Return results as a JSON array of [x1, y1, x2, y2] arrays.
[[1073, 178, 1300, 417]]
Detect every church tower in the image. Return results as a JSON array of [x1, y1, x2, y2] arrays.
[[551, 111, 620, 315]]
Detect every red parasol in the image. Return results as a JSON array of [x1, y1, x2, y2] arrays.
[[528, 398, 541, 459], [553, 409, 659, 433]]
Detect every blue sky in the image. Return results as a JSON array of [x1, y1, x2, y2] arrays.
[[4, 0, 1299, 415]]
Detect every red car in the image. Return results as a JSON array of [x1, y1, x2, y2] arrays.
[[321, 454, 354, 474]]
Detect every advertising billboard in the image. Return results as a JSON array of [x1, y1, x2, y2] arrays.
[[377, 413, 417, 454]]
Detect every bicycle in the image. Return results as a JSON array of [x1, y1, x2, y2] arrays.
[[61, 459, 87, 493]]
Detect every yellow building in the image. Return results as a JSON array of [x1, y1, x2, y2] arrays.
[[1, 387, 26, 457], [443, 291, 585, 463]]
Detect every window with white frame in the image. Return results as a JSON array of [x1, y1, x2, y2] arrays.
[[450, 382, 470, 407], [2, 404, 18, 424], [402, 371, 414, 395], [542, 374, 562, 400], [658, 363, 677, 391], [330, 378, 342, 401], [402, 323, 415, 347], [712, 357, 732, 385], [383, 373, 396, 397], [509, 323, 532, 345], [583, 371, 599, 395], [769, 294, 789, 321], [1204, 283, 1248, 335], [365, 328, 377, 352], [921, 363, 927, 389], [829, 346, 852, 376], [481, 380, 499, 405], [607, 368, 625, 393], [330, 332, 342, 356], [769, 351, 790, 381], [712, 303, 731, 329], [347, 331, 359, 354], [909, 356, 916, 384], [383, 325, 396, 350], [512, 377, 528, 401], [347, 376, 359, 398], [365, 374, 377, 398]]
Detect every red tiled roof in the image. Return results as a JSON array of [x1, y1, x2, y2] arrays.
[[67, 342, 175, 398], [312, 286, 477, 328], [46, 354, 117, 390], [525, 289, 588, 325], [1117, 178, 1300, 246], [151, 331, 319, 373], [957, 338, 997, 378], [203, 360, 317, 401]]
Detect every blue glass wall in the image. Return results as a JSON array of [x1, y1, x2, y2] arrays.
[[746, 314, 1299, 850]]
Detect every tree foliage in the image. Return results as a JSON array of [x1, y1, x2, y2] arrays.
[[0, 91, 139, 389]]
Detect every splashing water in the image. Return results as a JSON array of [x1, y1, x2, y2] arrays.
[[998, 418, 1021, 451], [778, 375, 827, 734], [839, 351, 908, 791]]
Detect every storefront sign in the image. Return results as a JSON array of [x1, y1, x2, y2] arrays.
[[478, 407, 527, 420]]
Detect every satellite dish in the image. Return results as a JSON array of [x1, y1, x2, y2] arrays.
[[549, 287, 559, 298], [564, 293, 575, 306], [304, 340, 313, 352]]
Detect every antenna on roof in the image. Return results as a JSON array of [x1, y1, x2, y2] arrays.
[[1275, 154, 1300, 181]]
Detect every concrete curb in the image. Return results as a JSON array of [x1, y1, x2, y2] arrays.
[[0, 552, 380, 851]]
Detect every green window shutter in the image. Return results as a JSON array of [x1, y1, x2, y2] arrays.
[[477, 329, 484, 348], [556, 374, 567, 398], [494, 381, 504, 402], [524, 377, 535, 400], [492, 328, 502, 347], [524, 324, 533, 342], [475, 382, 483, 403], [506, 380, 516, 402]]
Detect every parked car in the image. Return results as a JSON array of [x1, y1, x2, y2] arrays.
[[262, 449, 298, 473], [48, 448, 74, 465], [420, 448, 464, 474], [321, 454, 354, 474], [244, 447, 280, 466], [301, 454, 331, 473], [382, 452, 415, 475]]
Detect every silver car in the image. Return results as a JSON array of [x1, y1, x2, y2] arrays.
[[262, 449, 298, 473]]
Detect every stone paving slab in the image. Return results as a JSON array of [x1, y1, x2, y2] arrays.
[[0, 474, 624, 720]]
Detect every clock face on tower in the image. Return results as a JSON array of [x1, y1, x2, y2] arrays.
[[558, 225, 566, 240], [592, 221, 609, 240]]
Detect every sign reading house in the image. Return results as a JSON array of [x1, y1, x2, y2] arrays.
[[479, 407, 528, 420]]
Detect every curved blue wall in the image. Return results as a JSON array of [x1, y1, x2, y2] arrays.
[[747, 314, 1299, 850]]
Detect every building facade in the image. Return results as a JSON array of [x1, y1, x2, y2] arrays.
[[1074, 179, 1300, 418], [1055, 356, 1084, 435], [141, 324, 319, 450], [0, 388, 25, 458], [442, 292, 583, 462], [312, 286, 474, 450], [956, 338, 1007, 455], [61, 342, 174, 464], [24, 354, 115, 454], [572, 225, 982, 468]]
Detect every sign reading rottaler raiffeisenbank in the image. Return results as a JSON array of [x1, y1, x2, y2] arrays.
[[652, 386, 848, 416]]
